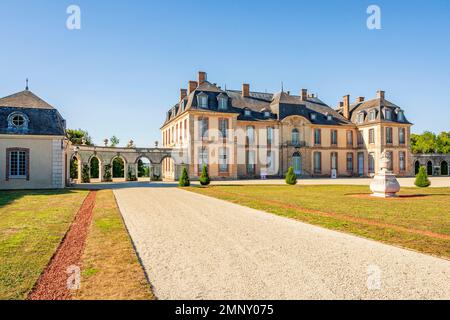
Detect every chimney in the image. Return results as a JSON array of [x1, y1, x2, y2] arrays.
[[343, 95, 350, 119], [188, 81, 198, 94], [198, 71, 207, 85], [301, 89, 307, 101], [180, 89, 187, 101], [377, 90, 385, 101], [338, 101, 344, 109], [356, 96, 365, 103], [242, 83, 250, 97]]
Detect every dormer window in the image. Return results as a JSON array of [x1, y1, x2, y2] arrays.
[[326, 114, 333, 121], [180, 100, 185, 112], [218, 96, 228, 110], [357, 112, 365, 124], [7, 112, 29, 130], [244, 109, 251, 117], [397, 110, 405, 122], [310, 113, 316, 121], [264, 111, 270, 118], [368, 110, 376, 121], [197, 92, 208, 109], [385, 108, 392, 120]]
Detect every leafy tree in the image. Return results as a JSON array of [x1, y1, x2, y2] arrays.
[[112, 158, 124, 178], [285, 167, 297, 185], [415, 166, 431, 188], [437, 132, 450, 154], [66, 129, 93, 146], [70, 158, 78, 179], [179, 167, 190, 187], [110, 135, 120, 147], [199, 165, 210, 186], [81, 164, 90, 183], [90, 157, 100, 178], [127, 169, 137, 181], [138, 159, 150, 177]]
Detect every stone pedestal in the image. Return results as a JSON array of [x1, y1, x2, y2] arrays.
[[370, 151, 401, 198], [370, 172, 400, 198]]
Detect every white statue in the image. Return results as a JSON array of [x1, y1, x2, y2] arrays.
[[370, 151, 400, 198]]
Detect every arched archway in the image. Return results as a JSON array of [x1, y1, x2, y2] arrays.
[[136, 156, 152, 179], [90, 156, 100, 179], [414, 160, 421, 175], [427, 161, 433, 176], [112, 157, 126, 179], [441, 161, 448, 176], [292, 152, 302, 176]]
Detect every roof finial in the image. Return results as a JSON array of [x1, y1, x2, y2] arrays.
[[281, 81, 284, 93], [26, 78, 29, 91]]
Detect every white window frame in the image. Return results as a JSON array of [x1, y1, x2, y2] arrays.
[[9, 150, 27, 179]]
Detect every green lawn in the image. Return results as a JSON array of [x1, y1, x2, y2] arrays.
[[0, 189, 88, 300], [186, 185, 450, 259], [73, 190, 153, 300]]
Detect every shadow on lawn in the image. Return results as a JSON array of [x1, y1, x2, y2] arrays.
[[0, 189, 79, 208]]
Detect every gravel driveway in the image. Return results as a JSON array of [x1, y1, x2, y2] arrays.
[[114, 187, 450, 300]]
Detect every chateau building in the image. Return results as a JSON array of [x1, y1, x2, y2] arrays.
[[161, 71, 413, 180], [0, 88, 67, 189]]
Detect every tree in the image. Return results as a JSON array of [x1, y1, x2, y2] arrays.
[[110, 135, 120, 147], [66, 129, 93, 146], [179, 167, 190, 187], [437, 132, 450, 154], [415, 166, 431, 188], [103, 164, 112, 182], [199, 165, 210, 186], [70, 157, 78, 179], [285, 167, 297, 185]]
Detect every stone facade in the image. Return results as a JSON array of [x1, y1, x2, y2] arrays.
[[412, 154, 450, 176], [160, 72, 414, 181]]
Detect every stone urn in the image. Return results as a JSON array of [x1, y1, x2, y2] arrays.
[[370, 151, 400, 198]]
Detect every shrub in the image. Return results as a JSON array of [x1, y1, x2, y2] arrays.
[[81, 164, 90, 183], [151, 174, 162, 181], [199, 165, 211, 186], [179, 167, 190, 187], [127, 169, 137, 181], [415, 166, 431, 187], [285, 167, 297, 185], [103, 164, 112, 182]]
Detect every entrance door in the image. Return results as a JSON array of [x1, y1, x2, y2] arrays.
[[292, 153, 302, 176], [358, 152, 364, 176]]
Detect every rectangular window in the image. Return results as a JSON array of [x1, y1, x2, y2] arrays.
[[347, 131, 353, 146], [219, 118, 228, 139], [267, 151, 275, 174], [267, 127, 274, 146], [386, 127, 393, 144], [399, 128, 406, 145], [346, 153, 353, 172], [246, 150, 255, 175], [198, 147, 209, 174], [387, 151, 394, 171], [219, 147, 228, 173], [369, 153, 375, 173], [198, 117, 209, 139], [331, 130, 338, 146], [399, 151, 406, 171], [357, 131, 364, 146], [314, 129, 321, 145], [7, 149, 28, 180], [369, 129, 375, 144], [246, 126, 255, 145], [314, 152, 322, 174], [184, 119, 188, 139]]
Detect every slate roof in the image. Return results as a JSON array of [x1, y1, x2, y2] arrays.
[[164, 80, 353, 126], [0, 90, 66, 136]]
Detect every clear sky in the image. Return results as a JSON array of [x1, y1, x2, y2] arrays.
[[1, 0, 449, 146]]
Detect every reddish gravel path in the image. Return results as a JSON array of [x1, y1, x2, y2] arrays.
[[28, 191, 97, 300]]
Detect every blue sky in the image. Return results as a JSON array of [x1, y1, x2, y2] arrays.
[[0, 0, 449, 146]]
